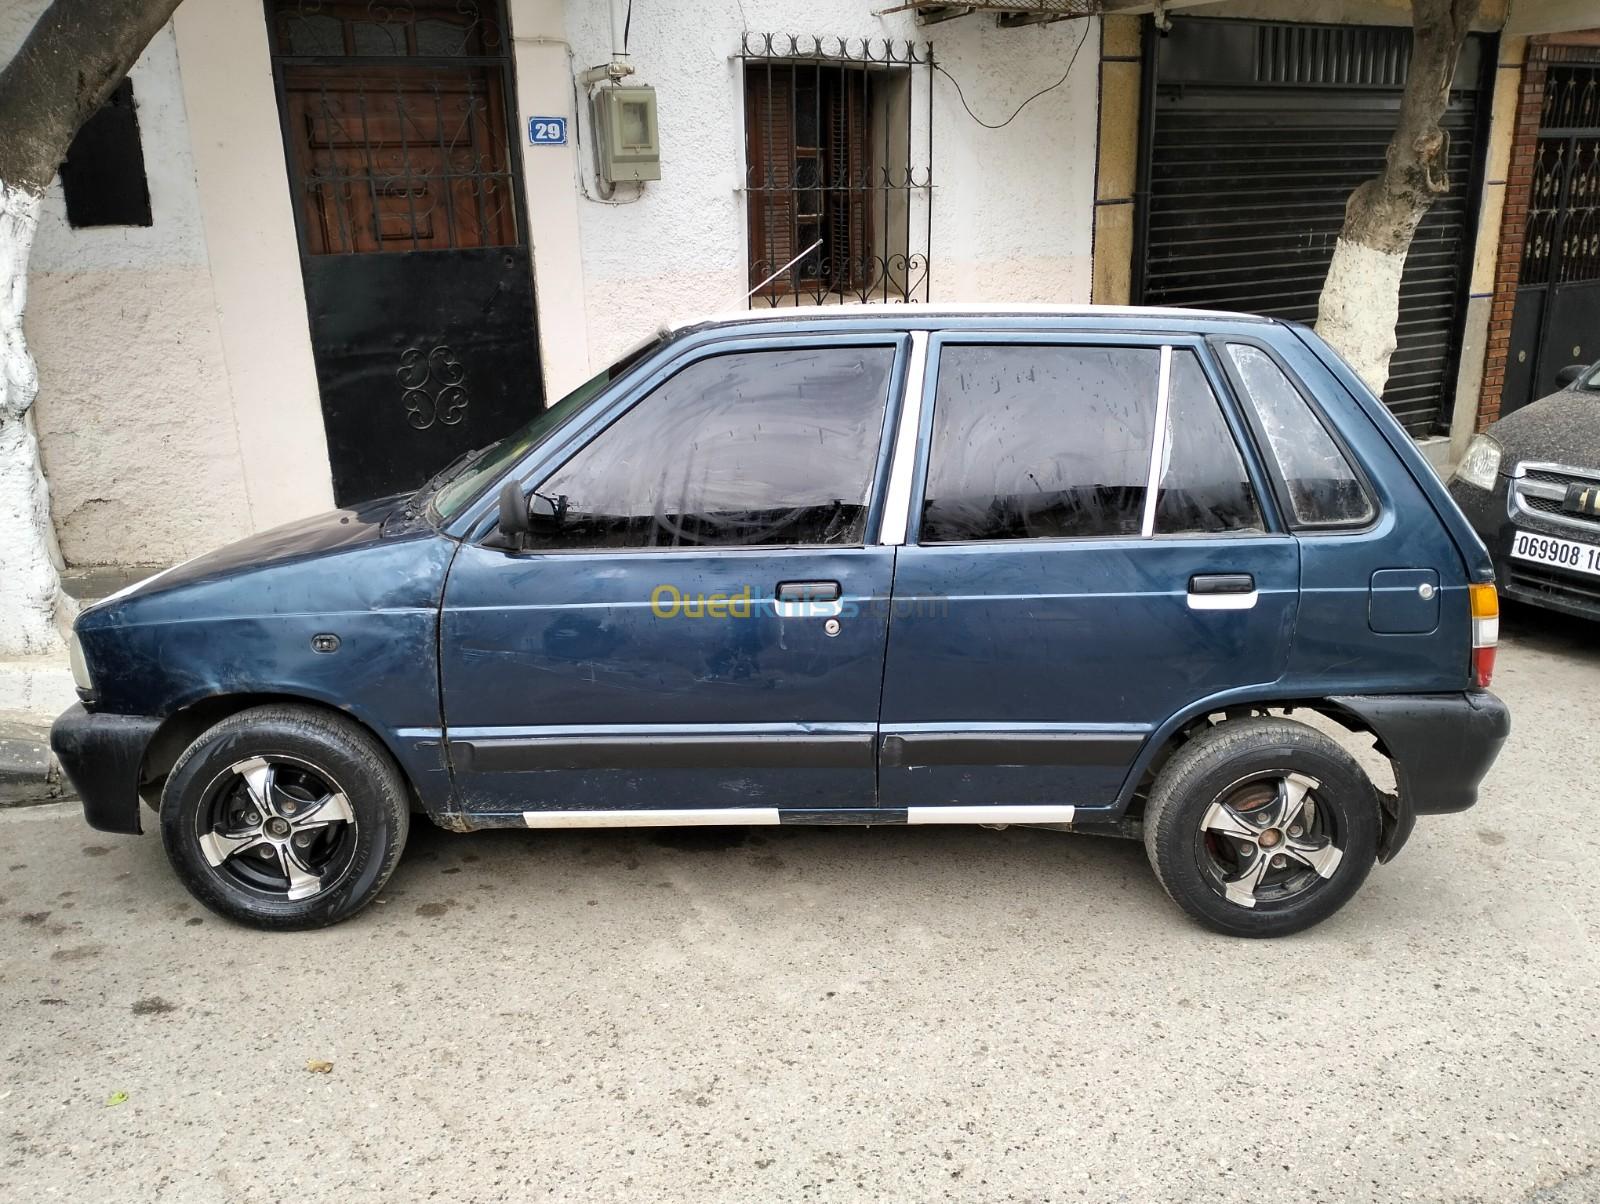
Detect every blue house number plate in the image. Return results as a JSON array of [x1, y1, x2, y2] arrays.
[[528, 117, 567, 145]]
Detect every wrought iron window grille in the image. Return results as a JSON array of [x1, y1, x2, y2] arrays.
[[739, 33, 933, 308]]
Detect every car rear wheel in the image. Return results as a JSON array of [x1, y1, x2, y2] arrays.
[[1142, 717, 1379, 937], [160, 705, 410, 930]]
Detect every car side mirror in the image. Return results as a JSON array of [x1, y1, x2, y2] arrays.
[[497, 480, 532, 542], [528, 492, 561, 527], [1555, 363, 1588, 389], [494, 482, 565, 550]]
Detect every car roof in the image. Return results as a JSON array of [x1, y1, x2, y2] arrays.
[[665, 302, 1278, 338]]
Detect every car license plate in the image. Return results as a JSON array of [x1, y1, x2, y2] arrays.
[[1511, 528, 1600, 577]]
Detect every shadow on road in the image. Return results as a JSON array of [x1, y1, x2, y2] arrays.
[[1499, 597, 1599, 663]]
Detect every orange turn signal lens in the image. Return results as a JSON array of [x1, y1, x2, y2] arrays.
[[1469, 582, 1499, 619]]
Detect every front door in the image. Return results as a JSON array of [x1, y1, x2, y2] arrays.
[[1505, 64, 1600, 416], [268, 0, 542, 504], [879, 335, 1299, 817], [439, 337, 907, 822]]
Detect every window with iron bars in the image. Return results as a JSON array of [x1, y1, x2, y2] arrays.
[[740, 34, 932, 307]]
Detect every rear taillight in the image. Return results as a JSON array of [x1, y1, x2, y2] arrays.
[[1470, 583, 1499, 688]]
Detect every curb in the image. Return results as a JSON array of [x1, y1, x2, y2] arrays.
[[0, 717, 75, 808]]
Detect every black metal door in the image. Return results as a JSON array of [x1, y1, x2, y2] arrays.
[[1135, 18, 1489, 437], [1505, 67, 1600, 417], [267, 0, 543, 505]]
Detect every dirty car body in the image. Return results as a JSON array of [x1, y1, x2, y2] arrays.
[[53, 307, 1510, 937], [1449, 362, 1600, 621]]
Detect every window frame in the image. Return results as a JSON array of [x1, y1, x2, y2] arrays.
[[1208, 334, 1381, 534], [458, 331, 912, 554], [905, 330, 1286, 548]]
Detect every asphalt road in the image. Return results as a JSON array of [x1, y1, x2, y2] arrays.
[[2, 603, 1597, 1203]]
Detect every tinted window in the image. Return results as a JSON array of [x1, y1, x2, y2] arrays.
[[433, 336, 663, 521], [1225, 344, 1374, 526], [921, 345, 1159, 542], [528, 346, 894, 549], [1154, 351, 1264, 535]]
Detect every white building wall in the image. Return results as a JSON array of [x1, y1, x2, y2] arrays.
[[544, 0, 1100, 371], [2, 8, 253, 567], [6, 0, 1101, 570]]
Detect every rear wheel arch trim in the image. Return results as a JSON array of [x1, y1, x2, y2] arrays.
[[1116, 692, 1403, 839], [1112, 688, 1386, 811]]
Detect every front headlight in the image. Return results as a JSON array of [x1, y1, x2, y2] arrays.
[[1454, 434, 1503, 491], [68, 629, 93, 693]]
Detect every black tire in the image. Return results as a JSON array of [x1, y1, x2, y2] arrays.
[[160, 705, 410, 930], [1142, 716, 1379, 938]]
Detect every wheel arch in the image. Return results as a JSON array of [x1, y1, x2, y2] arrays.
[[1116, 692, 1408, 860], [137, 692, 434, 815]]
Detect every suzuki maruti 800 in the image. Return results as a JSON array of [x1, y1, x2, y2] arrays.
[[52, 307, 1510, 937]]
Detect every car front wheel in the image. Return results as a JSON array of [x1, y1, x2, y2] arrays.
[[1142, 717, 1379, 938], [160, 705, 410, 930]]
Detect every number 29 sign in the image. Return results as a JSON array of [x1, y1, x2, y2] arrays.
[[528, 117, 568, 146]]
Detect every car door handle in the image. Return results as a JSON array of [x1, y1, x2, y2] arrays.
[[775, 580, 843, 619], [1187, 573, 1258, 611], [776, 581, 841, 603], [1189, 573, 1254, 594]]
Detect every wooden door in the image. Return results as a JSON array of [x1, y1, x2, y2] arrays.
[[270, 0, 543, 504]]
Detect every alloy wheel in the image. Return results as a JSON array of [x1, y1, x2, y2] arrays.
[[196, 755, 359, 902], [1196, 772, 1344, 909]]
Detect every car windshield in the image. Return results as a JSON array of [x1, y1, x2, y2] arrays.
[[430, 335, 664, 522]]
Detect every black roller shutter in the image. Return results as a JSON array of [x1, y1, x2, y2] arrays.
[[1136, 18, 1490, 437]]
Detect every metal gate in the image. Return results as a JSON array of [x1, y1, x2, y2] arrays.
[[267, 0, 543, 505], [1135, 18, 1489, 437], [1503, 63, 1600, 417]]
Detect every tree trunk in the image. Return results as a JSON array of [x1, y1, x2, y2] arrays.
[[0, 0, 185, 656], [0, 179, 68, 653], [1315, 0, 1482, 395]]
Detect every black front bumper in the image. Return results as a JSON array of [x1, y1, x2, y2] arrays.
[[1330, 691, 1511, 860], [1449, 477, 1600, 620], [49, 704, 161, 836]]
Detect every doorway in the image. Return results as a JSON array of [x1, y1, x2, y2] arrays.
[[1503, 64, 1600, 417], [267, 0, 543, 504]]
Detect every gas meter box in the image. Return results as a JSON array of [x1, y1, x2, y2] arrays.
[[593, 86, 660, 184]]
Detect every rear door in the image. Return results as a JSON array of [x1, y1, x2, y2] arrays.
[[878, 332, 1300, 817]]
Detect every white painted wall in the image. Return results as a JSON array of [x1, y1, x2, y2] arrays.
[[5, 0, 1101, 573], [173, 0, 335, 532], [2, 8, 253, 567], [536, 0, 1099, 373]]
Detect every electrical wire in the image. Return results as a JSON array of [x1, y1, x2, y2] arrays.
[[935, 18, 1089, 130]]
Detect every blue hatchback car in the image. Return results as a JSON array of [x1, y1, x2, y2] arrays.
[[52, 306, 1509, 937]]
